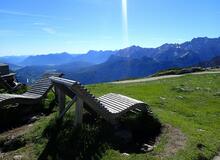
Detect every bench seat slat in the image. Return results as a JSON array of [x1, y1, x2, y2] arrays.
[[99, 97, 135, 110], [99, 96, 136, 107]]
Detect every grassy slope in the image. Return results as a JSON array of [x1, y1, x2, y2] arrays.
[[1, 73, 220, 160], [87, 73, 220, 159]]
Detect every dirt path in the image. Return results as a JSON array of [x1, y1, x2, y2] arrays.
[[156, 124, 187, 159], [0, 124, 33, 141], [111, 70, 220, 84]]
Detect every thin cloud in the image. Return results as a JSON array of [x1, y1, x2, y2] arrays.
[[33, 22, 47, 26], [41, 27, 56, 34], [0, 9, 73, 21], [0, 9, 54, 18]]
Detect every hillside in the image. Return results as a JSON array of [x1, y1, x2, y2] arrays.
[[199, 56, 220, 67], [66, 56, 175, 84], [0, 72, 220, 160]]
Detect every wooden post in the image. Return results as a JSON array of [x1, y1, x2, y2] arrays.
[[57, 87, 65, 116], [54, 86, 59, 103], [74, 97, 83, 126]]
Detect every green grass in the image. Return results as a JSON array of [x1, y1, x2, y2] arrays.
[[87, 73, 220, 159], [1, 73, 220, 160]]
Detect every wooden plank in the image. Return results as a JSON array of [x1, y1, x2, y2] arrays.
[[30, 82, 51, 88], [54, 83, 76, 98], [28, 88, 48, 92], [28, 88, 49, 94], [50, 76, 77, 88], [31, 83, 51, 88], [99, 94, 133, 104], [0, 95, 42, 105], [26, 90, 46, 95], [111, 93, 143, 103], [59, 96, 77, 119], [57, 87, 65, 115], [22, 93, 41, 97], [99, 97, 136, 109], [30, 87, 51, 91], [0, 97, 7, 100], [54, 86, 58, 102], [99, 101, 122, 113], [99, 100, 130, 111], [99, 96, 135, 105], [100, 94, 138, 105], [74, 97, 84, 126], [31, 85, 51, 89]]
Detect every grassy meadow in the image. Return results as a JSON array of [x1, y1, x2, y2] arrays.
[[0, 73, 220, 160]]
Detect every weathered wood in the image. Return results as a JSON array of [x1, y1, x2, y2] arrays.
[[59, 96, 77, 119], [60, 80, 112, 120], [50, 77, 150, 125], [0, 73, 63, 106], [54, 86, 59, 103], [53, 83, 76, 98], [74, 97, 84, 126], [57, 87, 65, 115], [99, 93, 140, 104], [99, 98, 135, 109]]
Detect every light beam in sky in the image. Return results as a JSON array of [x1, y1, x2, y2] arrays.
[[122, 0, 128, 47]]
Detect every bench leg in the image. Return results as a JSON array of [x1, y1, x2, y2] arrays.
[[57, 87, 65, 116], [74, 97, 83, 126], [54, 86, 59, 103]]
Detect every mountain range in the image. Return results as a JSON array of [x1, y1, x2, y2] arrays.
[[199, 56, 220, 67], [1, 37, 220, 84]]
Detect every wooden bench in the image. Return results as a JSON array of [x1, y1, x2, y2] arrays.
[[50, 76, 150, 126], [0, 73, 63, 107], [0, 75, 22, 92]]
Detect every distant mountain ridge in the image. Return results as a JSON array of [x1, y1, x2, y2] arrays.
[[20, 52, 76, 66], [0, 56, 27, 65], [2, 36, 220, 66], [115, 37, 220, 63], [10, 50, 116, 67], [72, 50, 117, 64], [8, 36, 220, 84]]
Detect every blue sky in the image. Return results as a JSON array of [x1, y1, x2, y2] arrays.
[[0, 0, 220, 56]]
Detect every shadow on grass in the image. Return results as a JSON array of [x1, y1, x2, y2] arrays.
[[38, 111, 162, 160], [0, 99, 57, 133], [43, 99, 57, 116]]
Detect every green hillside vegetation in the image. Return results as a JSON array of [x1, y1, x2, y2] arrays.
[[0, 73, 220, 160], [152, 67, 206, 77]]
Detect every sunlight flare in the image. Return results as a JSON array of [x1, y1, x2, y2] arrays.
[[122, 0, 128, 46]]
